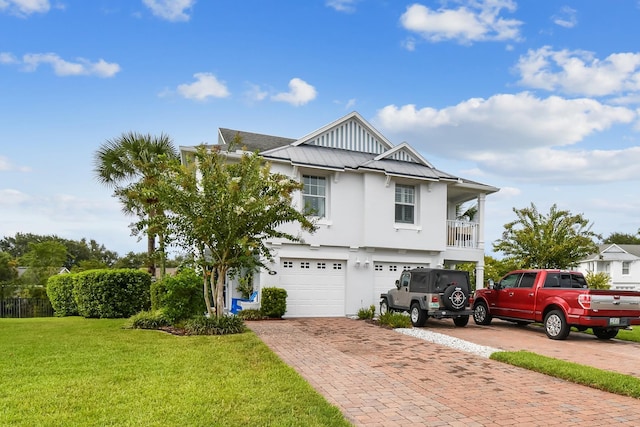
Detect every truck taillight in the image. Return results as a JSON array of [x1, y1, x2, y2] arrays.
[[578, 294, 591, 309], [431, 296, 439, 303]]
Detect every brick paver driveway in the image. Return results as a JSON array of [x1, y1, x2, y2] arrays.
[[248, 317, 640, 427]]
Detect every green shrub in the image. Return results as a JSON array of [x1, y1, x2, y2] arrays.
[[378, 312, 412, 328], [46, 274, 78, 316], [237, 309, 265, 320], [150, 269, 205, 323], [357, 305, 376, 320], [261, 287, 287, 318], [183, 315, 246, 335], [73, 269, 151, 318], [127, 309, 171, 329]]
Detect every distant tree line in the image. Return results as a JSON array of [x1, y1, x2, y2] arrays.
[[0, 232, 185, 299]]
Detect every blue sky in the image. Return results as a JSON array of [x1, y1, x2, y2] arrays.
[[1, 0, 640, 257]]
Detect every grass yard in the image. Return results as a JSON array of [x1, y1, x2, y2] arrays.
[[0, 317, 352, 427]]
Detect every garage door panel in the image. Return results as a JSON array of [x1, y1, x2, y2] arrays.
[[279, 258, 345, 317]]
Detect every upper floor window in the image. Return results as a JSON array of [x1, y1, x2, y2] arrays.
[[623, 261, 630, 275], [395, 184, 415, 224], [303, 175, 326, 218]]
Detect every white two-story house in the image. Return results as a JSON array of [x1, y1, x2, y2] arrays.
[[577, 244, 640, 290], [180, 112, 499, 317]]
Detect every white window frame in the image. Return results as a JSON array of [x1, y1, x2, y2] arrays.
[[302, 175, 327, 219], [395, 183, 416, 224], [622, 261, 630, 275]]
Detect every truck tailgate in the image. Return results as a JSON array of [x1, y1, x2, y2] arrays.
[[590, 294, 640, 312]]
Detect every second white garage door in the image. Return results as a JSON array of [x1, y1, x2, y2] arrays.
[[278, 258, 346, 317]]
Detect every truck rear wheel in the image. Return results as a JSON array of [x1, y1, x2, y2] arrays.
[[593, 327, 618, 340], [410, 303, 427, 327], [544, 310, 570, 340]]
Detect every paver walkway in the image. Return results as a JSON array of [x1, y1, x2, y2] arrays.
[[248, 317, 640, 427]]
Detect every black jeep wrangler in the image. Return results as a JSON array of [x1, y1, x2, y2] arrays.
[[380, 268, 473, 327]]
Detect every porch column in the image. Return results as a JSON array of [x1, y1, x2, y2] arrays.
[[476, 193, 486, 290]]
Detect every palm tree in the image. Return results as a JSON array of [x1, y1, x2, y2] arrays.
[[94, 132, 178, 277]]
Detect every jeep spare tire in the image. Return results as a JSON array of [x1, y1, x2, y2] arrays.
[[442, 285, 467, 311]]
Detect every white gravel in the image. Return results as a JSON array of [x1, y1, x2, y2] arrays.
[[394, 327, 503, 358]]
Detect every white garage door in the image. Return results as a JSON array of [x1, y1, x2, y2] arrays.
[[279, 258, 346, 317], [373, 262, 430, 304]]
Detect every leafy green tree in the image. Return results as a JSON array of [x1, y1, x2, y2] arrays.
[[585, 271, 611, 290], [0, 233, 118, 269], [603, 231, 640, 245], [153, 144, 316, 317], [454, 255, 521, 288], [493, 203, 599, 269], [112, 251, 148, 269], [94, 132, 178, 277], [0, 251, 19, 298], [19, 241, 68, 293]]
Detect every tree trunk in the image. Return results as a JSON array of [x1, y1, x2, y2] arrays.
[[214, 266, 226, 317], [203, 268, 213, 316], [147, 232, 156, 278]]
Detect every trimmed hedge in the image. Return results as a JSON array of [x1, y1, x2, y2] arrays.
[[261, 287, 287, 318], [150, 268, 205, 323], [46, 274, 78, 316], [73, 269, 151, 318]]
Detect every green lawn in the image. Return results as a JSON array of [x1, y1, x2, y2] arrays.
[[0, 317, 352, 427], [490, 325, 640, 400]]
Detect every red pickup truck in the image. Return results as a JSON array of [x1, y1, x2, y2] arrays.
[[472, 269, 640, 340]]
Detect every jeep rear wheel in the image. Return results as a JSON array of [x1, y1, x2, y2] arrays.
[[380, 299, 389, 315], [453, 315, 469, 327], [410, 303, 427, 327], [544, 309, 570, 340], [593, 327, 618, 340], [473, 301, 492, 325], [443, 285, 467, 311]]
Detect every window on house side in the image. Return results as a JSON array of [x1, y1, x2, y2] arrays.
[[303, 175, 326, 218], [395, 184, 415, 224], [623, 261, 630, 275]]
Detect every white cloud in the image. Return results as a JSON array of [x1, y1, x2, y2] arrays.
[[0, 155, 31, 172], [399, 1, 523, 45], [373, 93, 639, 184], [8, 52, 121, 77], [516, 46, 640, 97], [326, 0, 358, 13], [271, 78, 317, 106], [0, 189, 31, 205], [244, 83, 269, 102], [142, 0, 194, 22], [552, 6, 577, 29], [0, 0, 49, 16], [0, 52, 17, 64], [177, 72, 230, 101], [375, 93, 635, 152]]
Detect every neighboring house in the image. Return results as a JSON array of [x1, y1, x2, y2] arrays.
[[180, 112, 499, 317], [577, 244, 640, 291]]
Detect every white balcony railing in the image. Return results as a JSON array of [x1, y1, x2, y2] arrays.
[[446, 220, 478, 248]]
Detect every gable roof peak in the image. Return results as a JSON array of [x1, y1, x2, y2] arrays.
[[292, 111, 394, 154], [373, 142, 434, 168]]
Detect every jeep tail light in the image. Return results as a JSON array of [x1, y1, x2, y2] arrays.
[[578, 294, 591, 310], [431, 296, 439, 303]]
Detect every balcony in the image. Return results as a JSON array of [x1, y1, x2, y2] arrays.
[[446, 220, 478, 248]]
